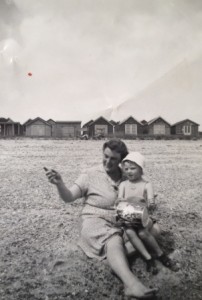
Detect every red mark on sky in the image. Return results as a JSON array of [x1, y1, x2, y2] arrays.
[[28, 72, 32, 76]]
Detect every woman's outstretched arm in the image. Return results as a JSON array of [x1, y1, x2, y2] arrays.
[[44, 168, 82, 203]]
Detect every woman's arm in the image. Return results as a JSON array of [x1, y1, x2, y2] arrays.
[[57, 181, 82, 203], [45, 169, 82, 203]]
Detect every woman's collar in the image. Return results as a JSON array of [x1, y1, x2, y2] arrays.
[[101, 164, 125, 183]]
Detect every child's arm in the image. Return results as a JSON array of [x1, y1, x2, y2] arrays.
[[145, 182, 156, 210], [118, 182, 125, 198]]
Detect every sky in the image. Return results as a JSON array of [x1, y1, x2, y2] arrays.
[[0, 0, 202, 128]]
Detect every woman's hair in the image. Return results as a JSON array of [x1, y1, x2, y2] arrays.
[[103, 138, 128, 160]]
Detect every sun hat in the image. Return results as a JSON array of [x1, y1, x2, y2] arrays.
[[122, 152, 145, 170]]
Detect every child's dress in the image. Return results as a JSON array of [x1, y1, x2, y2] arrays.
[[118, 178, 151, 207], [116, 178, 155, 228]]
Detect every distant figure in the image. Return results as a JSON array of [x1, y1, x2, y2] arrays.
[[80, 134, 89, 140], [92, 133, 104, 140], [116, 152, 179, 274]]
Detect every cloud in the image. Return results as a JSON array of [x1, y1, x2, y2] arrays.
[[0, 0, 201, 127]]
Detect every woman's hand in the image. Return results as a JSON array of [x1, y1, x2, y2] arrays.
[[44, 167, 63, 185], [43, 168, 81, 203]]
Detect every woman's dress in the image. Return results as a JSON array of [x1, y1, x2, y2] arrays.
[[74, 165, 124, 260]]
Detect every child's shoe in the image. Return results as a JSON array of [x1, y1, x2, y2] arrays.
[[158, 253, 179, 272], [146, 258, 158, 275]]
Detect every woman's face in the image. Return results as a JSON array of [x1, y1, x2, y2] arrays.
[[103, 147, 122, 174], [123, 161, 142, 181]]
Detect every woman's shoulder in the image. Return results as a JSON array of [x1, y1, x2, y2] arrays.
[[75, 165, 103, 193], [81, 164, 103, 174], [80, 165, 107, 183]]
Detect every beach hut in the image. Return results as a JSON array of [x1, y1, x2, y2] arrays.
[[53, 121, 81, 138], [87, 116, 114, 138], [171, 119, 199, 137], [146, 117, 171, 136], [24, 117, 52, 137], [0, 118, 22, 137], [115, 116, 143, 137]]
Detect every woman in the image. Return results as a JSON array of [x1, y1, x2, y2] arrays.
[[45, 139, 158, 299]]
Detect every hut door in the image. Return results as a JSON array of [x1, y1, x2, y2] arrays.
[[31, 125, 45, 136], [153, 124, 165, 135], [7, 125, 14, 136], [125, 124, 137, 135], [62, 126, 74, 137]]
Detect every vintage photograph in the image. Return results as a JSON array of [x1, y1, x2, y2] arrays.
[[0, 1, 202, 299]]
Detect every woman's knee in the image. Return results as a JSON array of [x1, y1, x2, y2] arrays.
[[124, 241, 136, 257], [107, 234, 124, 251]]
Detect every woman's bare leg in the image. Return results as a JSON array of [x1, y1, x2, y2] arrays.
[[124, 240, 137, 257], [106, 234, 158, 299]]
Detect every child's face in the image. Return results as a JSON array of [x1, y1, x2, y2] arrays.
[[123, 161, 142, 181]]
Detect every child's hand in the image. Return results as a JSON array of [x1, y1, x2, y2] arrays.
[[148, 203, 157, 213], [114, 198, 124, 207], [44, 168, 63, 185]]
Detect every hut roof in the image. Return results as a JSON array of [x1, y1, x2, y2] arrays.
[[147, 116, 171, 126], [89, 116, 113, 126], [24, 117, 51, 126], [119, 115, 141, 125], [171, 119, 199, 127]]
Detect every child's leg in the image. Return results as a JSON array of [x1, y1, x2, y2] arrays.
[[125, 228, 158, 275], [106, 234, 158, 299], [139, 224, 179, 272], [149, 222, 161, 238], [125, 227, 152, 260], [138, 228, 163, 257]]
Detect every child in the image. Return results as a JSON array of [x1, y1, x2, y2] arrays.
[[117, 152, 178, 274]]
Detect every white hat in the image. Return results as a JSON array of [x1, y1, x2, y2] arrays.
[[122, 152, 145, 170]]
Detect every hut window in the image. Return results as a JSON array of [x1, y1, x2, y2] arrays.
[[183, 125, 192, 135], [125, 124, 137, 135], [95, 124, 108, 135]]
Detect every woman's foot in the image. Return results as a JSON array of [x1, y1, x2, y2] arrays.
[[157, 253, 179, 272], [146, 259, 158, 275], [125, 281, 158, 299]]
